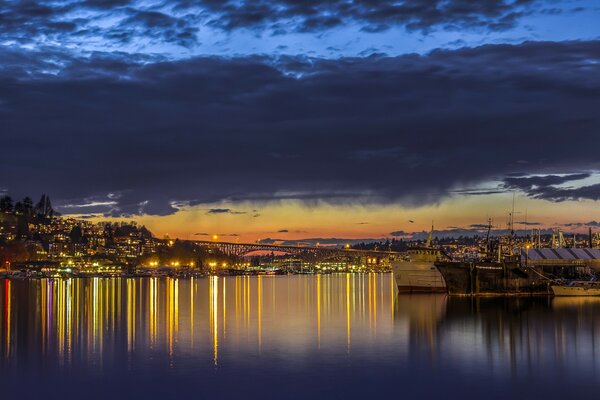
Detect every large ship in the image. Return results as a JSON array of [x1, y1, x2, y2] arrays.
[[434, 214, 546, 295], [436, 227, 600, 296], [392, 226, 450, 293], [435, 255, 551, 296]]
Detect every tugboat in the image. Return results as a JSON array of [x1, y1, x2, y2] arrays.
[[392, 224, 451, 293]]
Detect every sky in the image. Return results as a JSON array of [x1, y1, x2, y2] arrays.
[[1, 0, 600, 243]]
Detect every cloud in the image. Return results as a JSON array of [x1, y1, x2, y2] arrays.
[[390, 231, 409, 237], [277, 229, 289, 233], [503, 173, 600, 202], [0, 0, 547, 52], [469, 224, 490, 229], [0, 1, 201, 48], [107, 9, 200, 48], [196, 0, 538, 33], [257, 237, 382, 246], [563, 221, 600, 227], [194, 232, 238, 237], [206, 208, 247, 215], [1, 40, 600, 216], [503, 173, 591, 191]]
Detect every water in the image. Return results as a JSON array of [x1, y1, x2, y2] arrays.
[[1, 274, 599, 399]]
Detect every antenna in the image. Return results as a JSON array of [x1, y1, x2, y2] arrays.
[[510, 192, 515, 237]]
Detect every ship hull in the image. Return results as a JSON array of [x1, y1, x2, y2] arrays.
[[551, 285, 600, 296], [393, 260, 446, 293], [436, 261, 551, 296]]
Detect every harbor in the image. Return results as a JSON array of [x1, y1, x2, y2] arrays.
[[393, 223, 600, 297]]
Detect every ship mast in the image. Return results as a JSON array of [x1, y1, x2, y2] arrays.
[[425, 222, 434, 248], [485, 217, 492, 256]]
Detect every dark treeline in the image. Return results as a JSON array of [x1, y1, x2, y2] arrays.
[[0, 194, 59, 242], [0, 194, 58, 220], [352, 238, 409, 252]]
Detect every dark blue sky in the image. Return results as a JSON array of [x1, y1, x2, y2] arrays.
[[1, 1, 600, 238]]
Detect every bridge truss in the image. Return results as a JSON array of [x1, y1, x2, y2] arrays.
[[190, 240, 400, 262]]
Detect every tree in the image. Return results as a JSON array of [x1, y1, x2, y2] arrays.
[[69, 225, 83, 244], [22, 197, 33, 217], [14, 201, 24, 214], [35, 194, 58, 219], [0, 196, 13, 213]]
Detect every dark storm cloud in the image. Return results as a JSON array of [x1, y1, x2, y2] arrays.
[[503, 173, 591, 190], [196, 0, 536, 33], [107, 8, 200, 47], [0, 0, 547, 47], [0, 0, 77, 43], [503, 173, 600, 202], [532, 184, 600, 202], [2, 40, 600, 216], [0, 0, 200, 47]]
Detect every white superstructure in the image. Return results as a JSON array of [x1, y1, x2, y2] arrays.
[[392, 225, 447, 293]]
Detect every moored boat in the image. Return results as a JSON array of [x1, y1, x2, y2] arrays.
[[551, 280, 600, 296], [435, 257, 551, 296], [393, 250, 447, 293], [392, 225, 450, 293]]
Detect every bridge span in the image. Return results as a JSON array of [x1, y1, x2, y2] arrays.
[[188, 239, 401, 259]]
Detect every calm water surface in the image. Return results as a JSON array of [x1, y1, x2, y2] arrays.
[[1, 273, 599, 399]]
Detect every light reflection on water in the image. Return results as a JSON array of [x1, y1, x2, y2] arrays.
[[1, 274, 600, 399]]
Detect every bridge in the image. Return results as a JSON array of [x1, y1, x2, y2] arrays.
[[188, 239, 401, 261]]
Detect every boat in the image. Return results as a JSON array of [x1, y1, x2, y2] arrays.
[[392, 225, 450, 293], [551, 279, 600, 296], [435, 256, 551, 296], [434, 216, 552, 296]]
